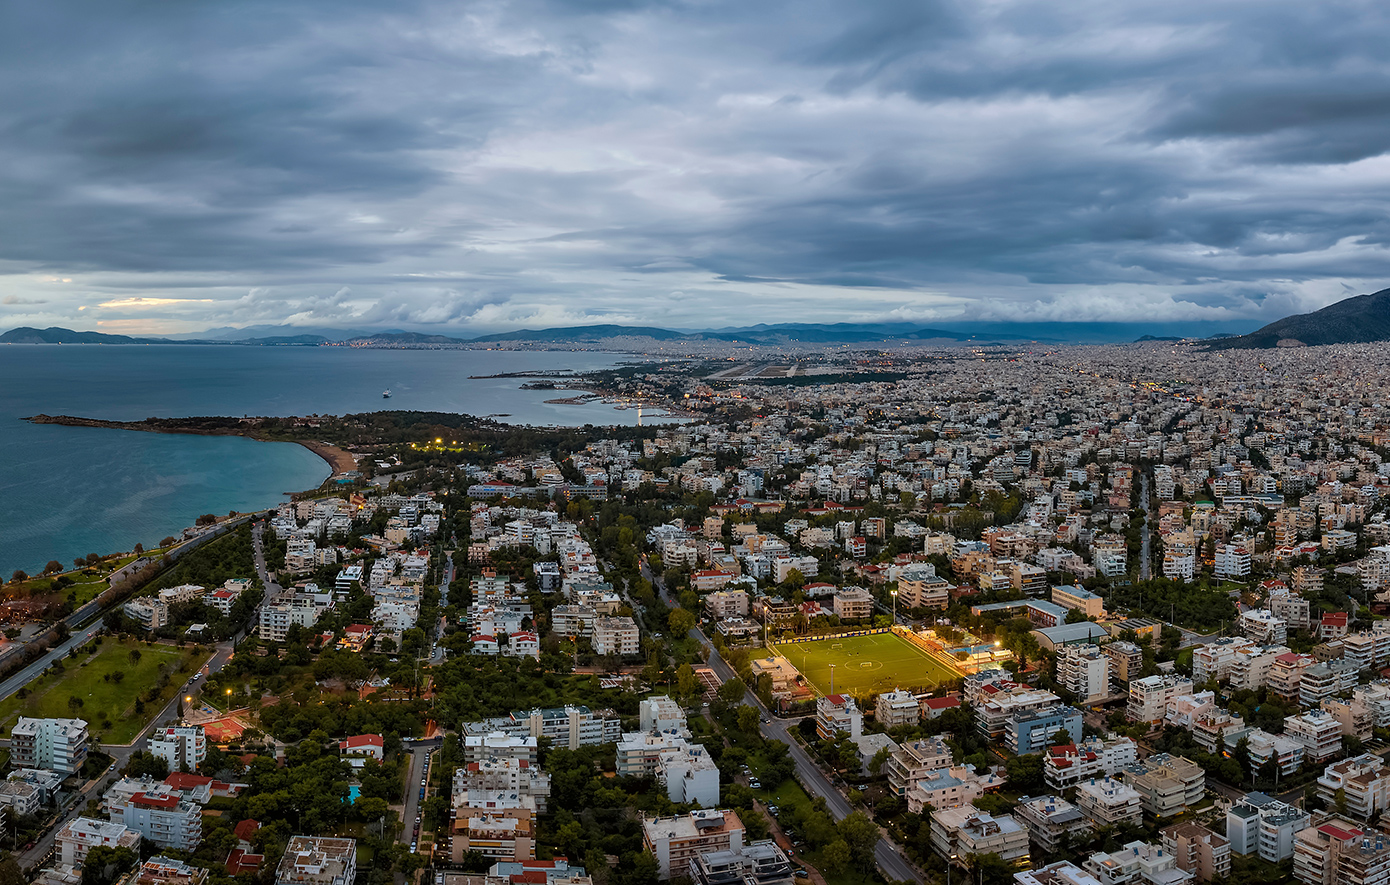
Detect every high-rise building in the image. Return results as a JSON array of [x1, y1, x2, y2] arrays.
[[11, 718, 88, 775]]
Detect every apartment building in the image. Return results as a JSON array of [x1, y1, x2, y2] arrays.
[[1051, 585, 1105, 619], [1084, 841, 1191, 885], [886, 736, 954, 797], [1285, 710, 1344, 763], [703, 590, 749, 620], [450, 798, 536, 862], [904, 766, 997, 815], [56, 817, 141, 866], [816, 695, 863, 741], [1215, 545, 1252, 580], [148, 726, 206, 773], [591, 617, 640, 656], [1006, 705, 1083, 755], [831, 588, 874, 621], [687, 842, 793, 885], [1239, 609, 1288, 646], [1074, 777, 1144, 828], [274, 837, 357, 885], [1267, 653, 1316, 702], [1058, 646, 1111, 704], [12, 717, 88, 775], [454, 758, 552, 813], [897, 564, 950, 610], [1160, 823, 1231, 883], [1317, 754, 1390, 821], [1017, 862, 1103, 885], [1122, 755, 1205, 819], [928, 806, 1030, 866], [1103, 642, 1143, 684], [642, 810, 745, 880], [874, 689, 921, 728], [108, 789, 202, 852], [1043, 737, 1138, 791], [258, 594, 322, 642], [1293, 817, 1390, 885], [1229, 644, 1292, 691], [1226, 792, 1310, 862], [976, 686, 1063, 740], [1128, 676, 1194, 725], [1015, 795, 1092, 854], [1192, 637, 1254, 683]]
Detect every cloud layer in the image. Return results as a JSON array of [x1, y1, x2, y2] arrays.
[[3, 0, 1390, 333]]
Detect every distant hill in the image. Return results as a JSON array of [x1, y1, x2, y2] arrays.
[[0, 326, 163, 344], [345, 331, 470, 346], [1135, 335, 1183, 342], [469, 324, 689, 343], [1208, 287, 1390, 349]]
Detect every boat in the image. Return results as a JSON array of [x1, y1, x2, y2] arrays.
[[382, 389, 392, 398]]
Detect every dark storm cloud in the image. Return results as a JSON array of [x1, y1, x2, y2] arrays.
[[5, 0, 1390, 330]]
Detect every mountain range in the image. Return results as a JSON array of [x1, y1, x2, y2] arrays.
[[1205, 287, 1390, 349]]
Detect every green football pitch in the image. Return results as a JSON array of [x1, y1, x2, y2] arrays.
[[771, 631, 960, 698]]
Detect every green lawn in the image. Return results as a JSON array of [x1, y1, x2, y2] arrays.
[[757, 779, 879, 885], [772, 632, 957, 698], [0, 638, 203, 743]]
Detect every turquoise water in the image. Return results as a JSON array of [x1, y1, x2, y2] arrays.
[[346, 785, 361, 804], [0, 345, 666, 575]]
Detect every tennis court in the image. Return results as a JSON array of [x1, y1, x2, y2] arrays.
[[772, 631, 959, 697]]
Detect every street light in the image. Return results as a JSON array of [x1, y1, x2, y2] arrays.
[[890, 589, 898, 625], [828, 663, 836, 696]]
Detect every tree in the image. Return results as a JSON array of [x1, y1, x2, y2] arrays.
[[0, 852, 24, 885], [718, 676, 747, 705], [128, 648, 142, 667], [676, 663, 699, 699], [1004, 753, 1045, 793], [869, 746, 892, 777], [669, 608, 697, 637], [9, 571, 26, 584], [821, 839, 851, 876], [133, 543, 143, 555], [67, 695, 84, 716], [837, 811, 881, 870], [736, 704, 760, 733], [44, 560, 63, 575]]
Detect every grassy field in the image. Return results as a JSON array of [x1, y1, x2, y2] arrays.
[[772, 632, 958, 698], [0, 638, 203, 744]]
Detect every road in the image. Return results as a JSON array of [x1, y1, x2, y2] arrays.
[[399, 739, 443, 850], [1138, 472, 1152, 580], [639, 559, 924, 884]]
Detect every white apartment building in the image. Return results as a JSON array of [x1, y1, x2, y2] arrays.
[[108, 788, 202, 852], [1128, 676, 1194, 725], [1225, 793, 1310, 863], [832, 588, 874, 621], [1123, 755, 1206, 820], [1192, 637, 1255, 683], [56, 817, 141, 866], [1316, 754, 1390, 820], [1043, 737, 1138, 791], [11, 717, 88, 775], [274, 837, 357, 885], [887, 736, 955, 797], [258, 594, 322, 642], [591, 617, 640, 656], [148, 726, 206, 773], [1230, 644, 1292, 691], [1074, 777, 1144, 828], [1293, 816, 1390, 885], [1239, 609, 1287, 646], [1058, 645, 1111, 704], [928, 806, 1030, 866], [1284, 710, 1343, 763], [1214, 544, 1252, 580], [875, 689, 921, 728], [640, 696, 688, 735]]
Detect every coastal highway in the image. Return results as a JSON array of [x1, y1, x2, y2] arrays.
[[639, 559, 924, 884], [0, 619, 105, 705]]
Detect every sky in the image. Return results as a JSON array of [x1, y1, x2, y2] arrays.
[[3, 0, 1390, 336]]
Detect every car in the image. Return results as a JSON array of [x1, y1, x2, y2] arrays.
[[416, 815, 422, 823], [749, 779, 760, 789], [794, 871, 809, 878], [410, 843, 417, 853], [786, 848, 795, 857], [702, 702, 709, 708]]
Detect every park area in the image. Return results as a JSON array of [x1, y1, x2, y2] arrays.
[[771, 631, 959, 698], [0, 637, 204, 744]]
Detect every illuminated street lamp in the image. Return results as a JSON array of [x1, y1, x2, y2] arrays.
[[890, 589, 898, 624]]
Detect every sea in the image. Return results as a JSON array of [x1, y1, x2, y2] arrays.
[[0, 345, 677, 576]]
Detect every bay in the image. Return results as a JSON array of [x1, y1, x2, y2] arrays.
[[0, 345, 668, 575]]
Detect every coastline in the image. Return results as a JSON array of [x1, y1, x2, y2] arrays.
[[25, 414, 354, 479]]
